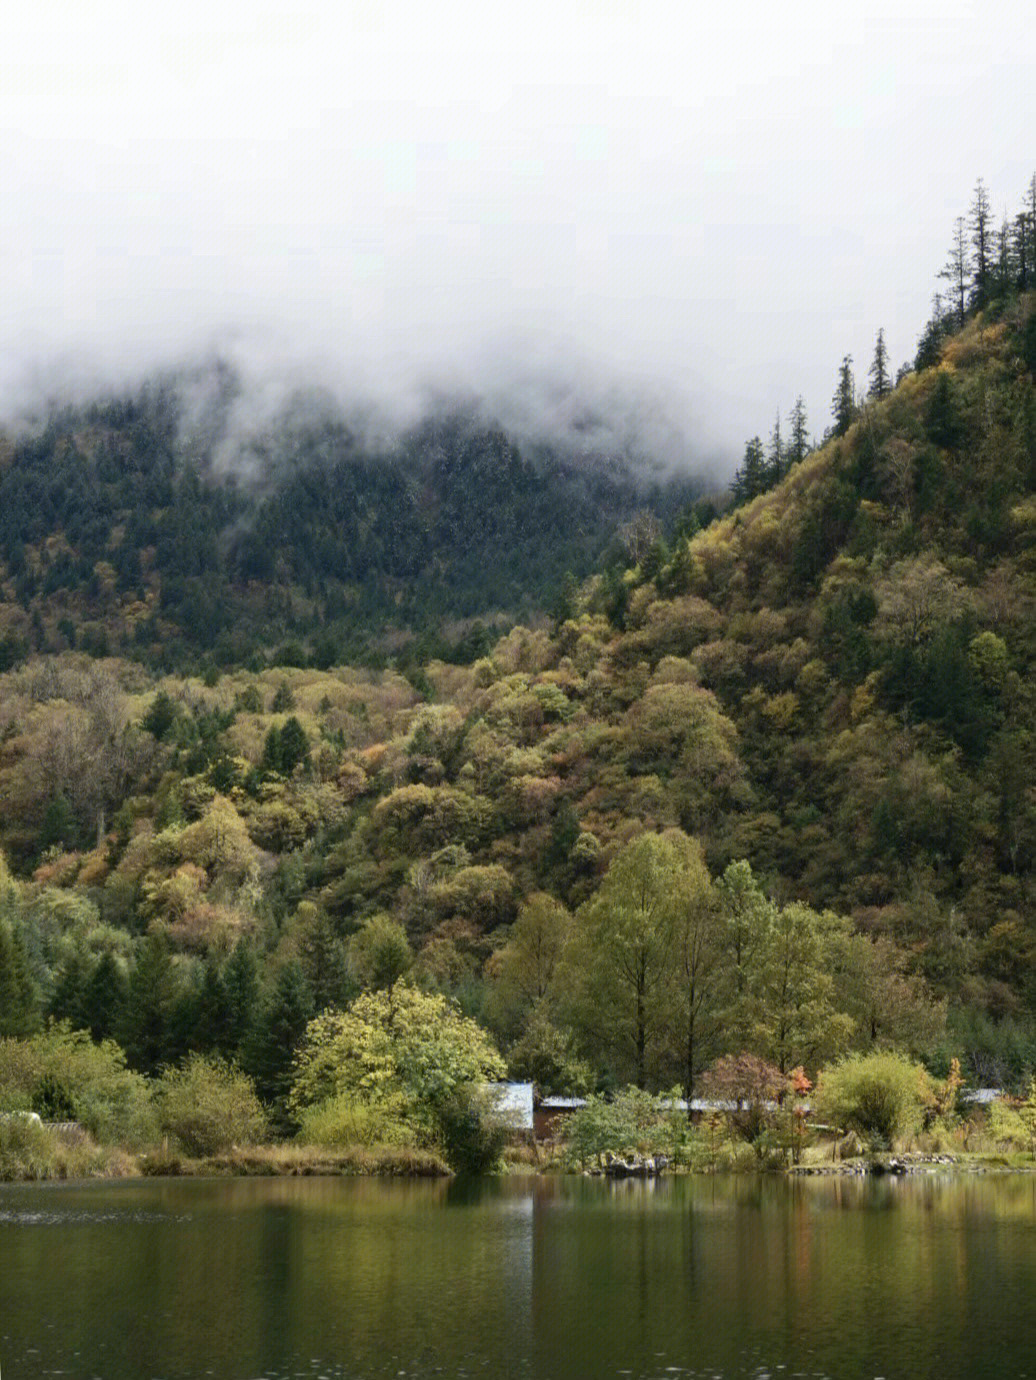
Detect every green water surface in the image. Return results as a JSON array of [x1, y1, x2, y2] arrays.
[[0, 1173, 1033, 1379]]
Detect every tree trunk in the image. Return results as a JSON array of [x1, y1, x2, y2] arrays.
[[636, 979, 646, 1090]]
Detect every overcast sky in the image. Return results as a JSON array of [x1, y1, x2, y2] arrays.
[[1, 0, 1032, 471]]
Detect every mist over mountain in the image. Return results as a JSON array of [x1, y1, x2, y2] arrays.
[[0, 360, 713, 674], [4, 4, 1031, 479], [2, 328, 724, 484]]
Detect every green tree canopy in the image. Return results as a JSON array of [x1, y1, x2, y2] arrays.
[[567, 831, 699, 1089], [487, 892, 571, 1033], [289, 981, 505, 1135]]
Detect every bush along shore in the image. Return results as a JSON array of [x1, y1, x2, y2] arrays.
[[2, 1023, 1035, 1184]]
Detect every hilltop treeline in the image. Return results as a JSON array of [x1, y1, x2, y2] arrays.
[[731, 173, 1036, 505]]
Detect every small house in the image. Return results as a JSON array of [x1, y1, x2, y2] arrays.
[[533, 1095, 587, 1141]]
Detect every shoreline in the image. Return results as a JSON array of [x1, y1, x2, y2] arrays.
[[2, 1147, 1034, 1185]]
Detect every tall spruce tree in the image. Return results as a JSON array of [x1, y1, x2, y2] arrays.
[[296, 904, 351, 1013], [969, 178, 992, 310], [121, 936, 176, 1073], [1012, 211, 1030, 293], [738, 436, 766, 499], [82, 951, 128, 1043], [868, 329, 891, 399], [993, 214, 1013, 300], [243, 961, 314, 1116], [224, 940, 260, 1057], [939, 216, 969, 327], [194, 952, 233, 1053], [47, 946, 92, 1028], [786, 397, 809, 469], [915, 293, 947, 371], [765, 415, 784, 485], [831, 356, 857, 437], [0, 922, 39, 1036]]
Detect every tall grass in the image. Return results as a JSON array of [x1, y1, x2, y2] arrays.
[[0, 1118, 134, 1181], [140, 1142, 448, 1177]]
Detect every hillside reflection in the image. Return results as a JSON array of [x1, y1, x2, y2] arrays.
[[0, 1174, 1033, 1379]]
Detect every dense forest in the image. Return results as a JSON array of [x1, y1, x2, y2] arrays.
[[0, 177, 1033, 1166], [0, 388, 707, 674]]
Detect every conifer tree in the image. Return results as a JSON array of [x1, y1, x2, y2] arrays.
[[194, 952, 233, 1052], [786, 397, 809, 469], [969, 178, 992, 310], [939, 217, 969, 327], [166, 982, 203, 1066], [121, 935, 176, 1073], [47, 946, 92, 1028], [296, 903, 352, 1013], [736, 436, 766, 499], [260, 725, 282, 775], [224, 940, 260, 1056], [243, 961, 314, 1114], [766, 415, 784, 486], [868, 329, 891, 400], [0, 922, 40, 1036], [261, 717, 310, 776], [39, 792, 78, 854], [81, 951, 128, 1043], [925, 371, 961, 449], [831, 356, 857, 438], [992, 214, 1013, 300], [1012, 211, 1030, 293], [278, 717, 310, 776], [915, 293, 947, 371]]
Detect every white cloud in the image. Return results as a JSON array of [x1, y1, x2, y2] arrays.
[[1, 0, 1032, 466]]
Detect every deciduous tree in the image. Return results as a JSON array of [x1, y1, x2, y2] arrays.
[[487, 892, 571, 1031], [567, 832, 690, 1088], [289, 982, 504, 1138]]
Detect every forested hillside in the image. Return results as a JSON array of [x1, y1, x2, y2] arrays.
[[0, 182, 1033, 1133], [0, 392, 705, 673]]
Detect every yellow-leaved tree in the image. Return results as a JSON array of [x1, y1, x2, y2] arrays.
[[289, 982, 505, 1146]]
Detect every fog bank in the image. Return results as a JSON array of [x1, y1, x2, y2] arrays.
[[2, 1, 1032, 473]]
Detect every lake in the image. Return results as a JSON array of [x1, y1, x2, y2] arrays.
[[0, 1174, 1033, 1379]]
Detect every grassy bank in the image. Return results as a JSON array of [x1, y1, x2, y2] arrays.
[[0, 1118, 449, 1182], [1, 1137, 1031, 1185], [139, 1142, 449, 1178], [0, 1118, 137, 1182]]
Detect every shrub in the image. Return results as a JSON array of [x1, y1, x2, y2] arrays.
[[0, 1025, 156, 1146], [156, 1055, 267, 1156], [699, 1054, 786, 1144], [0, 1115, 55, 1179], [565, 1087, 686, 1167], [1021, 1078, 1036, 1160], [813, 1052, 931, 1150], [434, 1085, 509, 1175], [985, 1100, 1030, 1155], [0, 1115, 127, 1181], [296, 1092, 417, 1149]]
